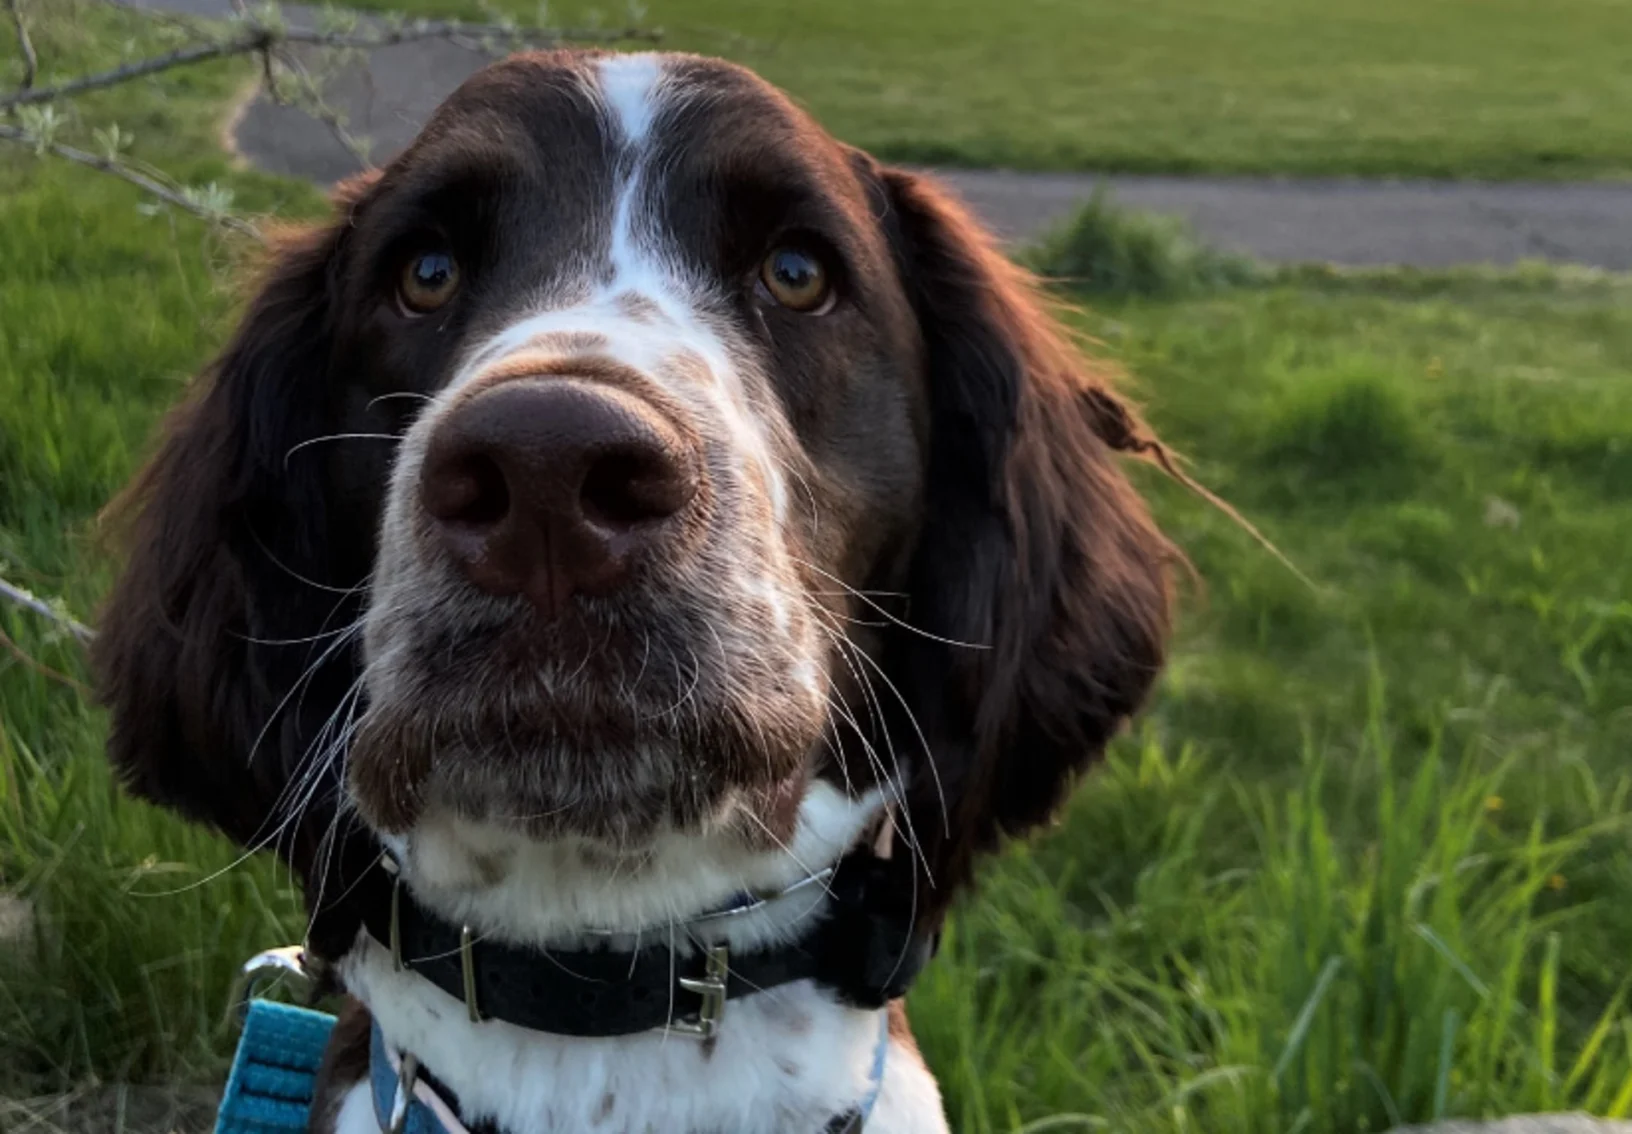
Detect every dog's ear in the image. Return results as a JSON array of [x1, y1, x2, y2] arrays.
[[878, 169, 1176, 919], [93, 197, 369, 874]]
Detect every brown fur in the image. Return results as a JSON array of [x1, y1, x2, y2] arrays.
[[307, 999, 373, 1134], [872, 168, 1175, 919]]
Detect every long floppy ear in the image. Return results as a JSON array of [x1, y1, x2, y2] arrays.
[[879, 169, 1177, 921], [93, 204, 367, 876]]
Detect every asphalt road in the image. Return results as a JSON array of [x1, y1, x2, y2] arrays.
[[134, 0, 1632, 268]]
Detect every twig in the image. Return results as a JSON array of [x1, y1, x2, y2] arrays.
[[0, 124, 263, 239], [275, 21, 659, 49], [0, 622, 92, 695], [5, 0, 34, 92], [1, 20, 659, 111], [2, 34, 268, 109], [0, 576, 95, 645], [271, 44, 371, 169]]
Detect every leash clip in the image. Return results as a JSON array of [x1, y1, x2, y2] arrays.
[[387, 1051, 421, 1134], [669, 943, 729, 1039], [226, 944, 325, 1031]]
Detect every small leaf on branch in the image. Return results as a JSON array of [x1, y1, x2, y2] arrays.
[[17, 103, 59, 150], [316, 6, 358, 36], [93, 123, 134, 161], [181, 181, 237, 219], [243, 2, 287, 35]]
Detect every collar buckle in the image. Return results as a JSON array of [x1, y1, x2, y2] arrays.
[[459, 924, 482, 1023], [385, 854, 484, 1024], [668, 943, 729, 1039]]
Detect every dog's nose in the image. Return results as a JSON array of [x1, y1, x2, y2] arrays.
[[420, 379, 700, 616]]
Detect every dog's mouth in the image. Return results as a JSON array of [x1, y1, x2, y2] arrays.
[[346, 594, 832, 847]]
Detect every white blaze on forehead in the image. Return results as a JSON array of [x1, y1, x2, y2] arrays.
[[596, 53, 664, 146], [599, 54, 669, 322]]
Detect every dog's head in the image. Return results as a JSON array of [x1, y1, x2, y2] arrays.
[[95, 51, 1174, 928]]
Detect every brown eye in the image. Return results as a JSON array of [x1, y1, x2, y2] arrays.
[[399, 250, 459, 314], [759, 246, 831, 313]]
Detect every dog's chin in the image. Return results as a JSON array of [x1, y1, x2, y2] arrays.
[[346, 700, 824, 849]]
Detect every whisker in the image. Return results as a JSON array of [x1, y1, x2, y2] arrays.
[[814, 607, 949, 838], [644, 644, 702, 722], [283, 432, 400, 470], [790, 556, 988, 650], [248, 526, 373, 597], [366, 391, 434, 411], [305, 807, 378, 934], [810, 617, 933, 878], [822, 680, 929, 882], [735, 808, 838, 902], [805, 588, 908, 600], [763, 451, 822, 537], [137, 670, 365, 898], [229, 624, 359, 647]]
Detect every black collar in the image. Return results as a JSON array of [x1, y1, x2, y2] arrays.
[[333, 844, 937, 1039]]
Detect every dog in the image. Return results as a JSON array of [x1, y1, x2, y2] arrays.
[[94, 49, 1177, 1134]]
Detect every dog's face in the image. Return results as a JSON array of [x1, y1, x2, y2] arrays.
[[95, 51, 1174, 923], [344, 55, 928, 846]]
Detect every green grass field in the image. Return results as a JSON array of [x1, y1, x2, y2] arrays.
[[6, 6, 1632, 1131], [344, 0, 1632, 180]]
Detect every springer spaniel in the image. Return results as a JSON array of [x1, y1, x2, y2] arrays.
[[94, 50, 1176, 1134]]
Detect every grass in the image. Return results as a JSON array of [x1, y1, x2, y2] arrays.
[[1, 3, 320, 1089], [339, 0, 1632, 180], [916, 725, 1632, 1132], [7, 5, 1632, 1129], [1024, 191, 1264, 298]]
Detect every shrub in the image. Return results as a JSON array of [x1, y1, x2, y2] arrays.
[[1256, 370, 1435, 505], [1025, 190, 1264, 299]]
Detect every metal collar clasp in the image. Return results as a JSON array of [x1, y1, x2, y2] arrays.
[[385, 854, 484, 1024], [669, 943, 729, 1039]]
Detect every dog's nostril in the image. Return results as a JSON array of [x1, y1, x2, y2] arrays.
[[424, 452, 511, 527], [581, 449, 694, 529]]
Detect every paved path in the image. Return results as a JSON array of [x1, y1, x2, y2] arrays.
[[940, 169, 1632, 269], [139, 0, 1632, 269]]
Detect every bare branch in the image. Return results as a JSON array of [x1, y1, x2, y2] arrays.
[[5, 0, 35, 91], [0, 622, 92, 695], [0, 123, 263, 239], [270, 44, 372, 169], [277, 21, 659, 49], [2, 18, 660, 111], [3, 33, 269, 109], [0, 576, 95, 645]]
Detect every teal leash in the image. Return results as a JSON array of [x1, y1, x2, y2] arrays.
[[214, 999, 336, 1134]]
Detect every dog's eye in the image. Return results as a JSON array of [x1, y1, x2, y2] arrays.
[[399, 249, 460, 314], [758, 246, 832, 313]]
